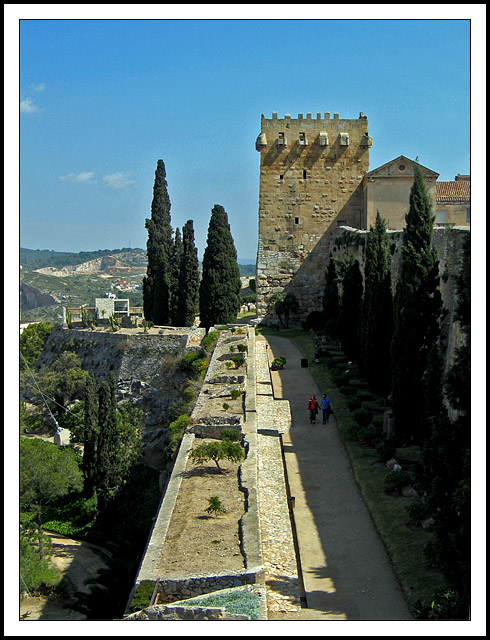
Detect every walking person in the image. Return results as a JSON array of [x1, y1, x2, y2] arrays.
[[320, 394, 333, 424], [308, 395, 320, 424]]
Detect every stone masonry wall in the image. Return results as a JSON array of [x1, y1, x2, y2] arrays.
[[127, 325, 300, 619], [256, 111, 371, 317]]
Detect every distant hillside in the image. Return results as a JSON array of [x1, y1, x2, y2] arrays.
[[20, 247, 146, 271], [21, 247, 255, 277]]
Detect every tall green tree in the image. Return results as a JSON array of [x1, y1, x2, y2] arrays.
[[360, 212, 394, 395], [199, 204, 241, 329], [94, 374, 143, 510], [174, 220, 200, 327], [20, 438, 83, 557], [82, 374, 99, 497], [169, 227, 183, 325], [20, 322, 53, 367], [323, 259, 340, 341], [143, 159, 173, 324], [95, 379, 118, 510], [391, 165, 442, 443], [338, 256, 363, 361], [419, 233, 470, 615]]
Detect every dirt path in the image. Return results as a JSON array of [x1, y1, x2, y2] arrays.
[[19, 532, 111, 621], [261, 335, 412, 621]]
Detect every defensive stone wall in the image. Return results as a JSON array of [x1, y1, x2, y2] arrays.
[[256, 111, 371, 316], [126, 325, 300, 620], [35, 326, 206, 433]]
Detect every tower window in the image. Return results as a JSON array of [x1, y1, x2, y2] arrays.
[[295, 217, 299, 225], [303, 170, 307, 179], [279, 174, 284, 180]]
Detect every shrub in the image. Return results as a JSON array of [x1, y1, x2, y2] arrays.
[[205, 496, 227, 517], [129, 580, 156, 613], [357, 424, 381, 447], [271, 356, 286, 370], [182, 385, 195, 403], [352, 408, 373, 427], [376, 440, 396, 462], [413, 588, 468, 620], [20, 533, 60, 595], [222, 403, 230, 411], [385, 469, 413, 495], [179, 350, 207, 378], [201, 330, 219, 352], [221, 428, 240, 442], [237, 344, 248, 353], [346, 395, 362, 410], [231, 355, 245, 369], [339, 385, 357, 397], [164, 414, 190, 464], [230, 388, 242, 400], [407, 499, 431, 523]]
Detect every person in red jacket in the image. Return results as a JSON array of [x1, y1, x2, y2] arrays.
[[308, 395, 320, 424]]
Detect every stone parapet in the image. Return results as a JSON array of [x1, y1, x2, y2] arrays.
[[127, 325, 300, 619]]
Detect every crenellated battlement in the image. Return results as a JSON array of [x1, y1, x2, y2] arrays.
[[255, 109, 371, 316]]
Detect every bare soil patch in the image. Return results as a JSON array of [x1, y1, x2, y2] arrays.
[[157, 438, 246, 576]]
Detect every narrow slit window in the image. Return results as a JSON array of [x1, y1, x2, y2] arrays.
[[303, 170, 307, 179], [295, 217, 299, 225]]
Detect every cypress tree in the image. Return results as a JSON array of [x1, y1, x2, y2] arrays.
[[338, 257, 363, 361], [323, 259, 340, 341], [419, 234, 470, 613], [143, 159, 173, 324], [169, 227, 183, 326], [391, 165, 442, 443], [360, 212, 393, 395], [199, 204, 241, 329], [174, 220, 200, 327], [82, 374, 99, 498], [95, 378, 118, 510]]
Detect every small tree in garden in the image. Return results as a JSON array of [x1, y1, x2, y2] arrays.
[[205, 496, 227, 518], [189, 440, 243, 473]]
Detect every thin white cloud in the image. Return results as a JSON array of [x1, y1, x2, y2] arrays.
[[59, 171, 95, 184], [20, 97, 39, 113], [31, 83, 46, 92], [103, 172, 135, 189]]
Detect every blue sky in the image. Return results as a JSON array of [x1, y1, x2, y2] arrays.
[[12, 9, 480, 262]]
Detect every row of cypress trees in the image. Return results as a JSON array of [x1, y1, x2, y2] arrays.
[[324, 164, 457, 443], [323, 165, 470, 615], [143, 160, 241, 329]]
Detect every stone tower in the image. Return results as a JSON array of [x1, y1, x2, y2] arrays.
[[255, 111, 372, 318]]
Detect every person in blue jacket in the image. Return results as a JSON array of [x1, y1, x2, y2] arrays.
[[320, 394, 333, 424]]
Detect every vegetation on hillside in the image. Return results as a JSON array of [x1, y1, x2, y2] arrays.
[[20, 247, 146, 271]]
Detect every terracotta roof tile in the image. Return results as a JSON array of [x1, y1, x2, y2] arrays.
[[436, 181, 471, 202]]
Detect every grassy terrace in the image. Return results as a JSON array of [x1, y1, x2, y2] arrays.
[[259, 326, 449, 612]]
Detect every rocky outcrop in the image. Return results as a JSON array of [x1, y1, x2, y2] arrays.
[[20, 283, 58, 310]]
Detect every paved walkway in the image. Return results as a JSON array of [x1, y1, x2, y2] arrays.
[[260, 334, 412, 621]]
